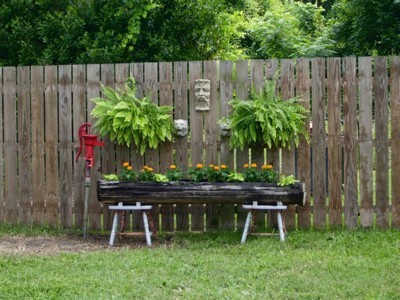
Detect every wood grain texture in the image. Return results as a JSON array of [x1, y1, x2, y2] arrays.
[[391, 56, 400, 229], [343, 57, 358, 229], [86, 64, 102, 230], [374, 57, 389, 228], [296, 58, 311, 229], [159, 62, 174, 231], [189, 61, 205, 231], [173, 61, 190, 231], [358, 57, 374, 228], [281, 59, 296, 229], [327, 57, 342, 228], [58, 65, 73, 227], [17, 66, 32, 225], [219, 61, 235, 230], [72, 65, 86, 227], [311, 58, 327, 229]]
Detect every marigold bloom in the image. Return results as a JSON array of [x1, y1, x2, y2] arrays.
[[123, 162, 129, 167], [147, 167, 154, 172], [143, 165, 149, 170], [127, 166, 133, 171], [251, 163, 257, 168], [170, 164, 177, 170], [221, 164, 227, 169], [262, 164, 273, 170], [214, 166, 220, 171], [196, 163, 203, 169], [209, 164, 215, 168], [244, 163, 249, 168]]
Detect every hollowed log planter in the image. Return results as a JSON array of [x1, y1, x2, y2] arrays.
[[97, 181, 306, 206]]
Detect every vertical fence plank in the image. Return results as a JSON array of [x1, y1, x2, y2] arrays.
[[359, 57, 374, 228], [115, 64, 132, 231], [174, 61, 189, 231], [130, 62, 145, 232], [375, 57, 389, 228], [31, 66, 46, 225], [343, 57, 358, 228], [189, 61, 205, 231], [0, 67, 3, 223], [249, 60, 266, 231], [391, 56, 400, 229], [204, 60, 220, 231], [327, 57, 343, 228], [17, 66, 32, 225], [3, 67, 18, 224], [281, 59, 296, 229], [73, 65, 86, 228], [265, 59, 280, 229], [311, 58, 327, 229], [235, 60, 250, 230], [159, 62, 174, 232], [296, 58, 311, 229], [100, 64, 116, 230], [144, 62, 160, 231], [45, 66, 59, 226], [87, 64, 102, 230], [219, 61, 235, 230], [59, 65, 73, 228]]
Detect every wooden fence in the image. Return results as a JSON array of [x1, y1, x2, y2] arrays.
[[0, 57, 399, 231]]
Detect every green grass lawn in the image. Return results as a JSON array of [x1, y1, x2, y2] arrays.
[[0, 226, 399, 299]]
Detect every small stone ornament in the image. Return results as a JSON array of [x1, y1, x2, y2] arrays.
[[219, 122, 231, 137], [194, 79, 211, 111], [174, 119, 188, 137]]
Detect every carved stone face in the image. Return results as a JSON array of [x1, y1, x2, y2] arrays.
[[174, 119, 188, 137], [194, 79, 211, 111], [219, 122, 231, 137]]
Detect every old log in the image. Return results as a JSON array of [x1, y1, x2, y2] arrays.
[[97, 181, 305, 206]]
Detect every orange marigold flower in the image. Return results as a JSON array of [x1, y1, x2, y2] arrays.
[[251, 163, 257, 168], [147, 167, 154, 172], [262, 164, 273, 170], [214, 166, 220, 171], [143, 165, 149, 170], [127, 166, 133, 171], [196, 163, 203, 169], [170, 164, 177, 170], [209, 164, 215, 168], [123, 162, 130, 167], [221, 164, 227, 169], [244, 163, 249, 168]]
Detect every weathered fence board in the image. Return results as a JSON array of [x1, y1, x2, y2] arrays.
[[86, 64, 102, 230], [4, 67, 18, 224], [17, 66, 32, 225], [189, 61, 205, 231], [59, 65, 73, 228], [311, 58, 327, 229], [374, 57, 390, 229], [0, 57, 399, 232], [391, 56, 400, 229], [358, 57, 374, 228], [296, 58, 311, 229]]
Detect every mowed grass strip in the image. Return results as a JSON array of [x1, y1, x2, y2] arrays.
[[0, 227, 399, 299]]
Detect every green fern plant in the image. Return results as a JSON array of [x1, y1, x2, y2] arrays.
[[90, 78, 174, 155], [220, 80, 309, 150]]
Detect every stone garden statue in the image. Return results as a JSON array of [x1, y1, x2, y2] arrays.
[[174, 119, 188, 137], [194, 79, 211, 111]]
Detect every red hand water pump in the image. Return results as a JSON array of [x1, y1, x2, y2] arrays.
[[75, 123, 104, 239], [75, 123, 104, 167]]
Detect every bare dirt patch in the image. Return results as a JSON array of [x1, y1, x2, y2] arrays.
[[0, 234, 152, 256]]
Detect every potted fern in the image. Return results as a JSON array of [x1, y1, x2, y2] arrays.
[[220, 79, 308, 150], [90, 78, 174, 155]]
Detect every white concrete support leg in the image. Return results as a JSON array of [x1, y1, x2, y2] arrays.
[[241, 211, 253, 244], [109, 211, 119, 246], [143, 211, 152, 247], [277, 211, 285, 242]]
